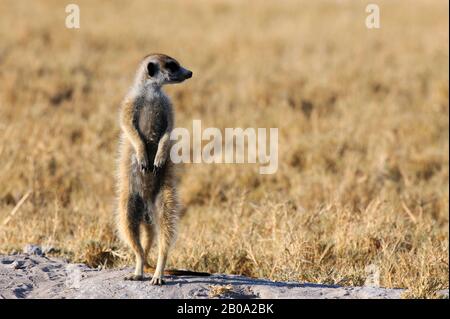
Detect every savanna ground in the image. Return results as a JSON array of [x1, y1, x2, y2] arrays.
[[0, 0, 448, 298]]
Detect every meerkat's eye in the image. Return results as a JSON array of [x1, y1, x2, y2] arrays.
[[165, 61, 179, 73], [147, 62, 158, 77]]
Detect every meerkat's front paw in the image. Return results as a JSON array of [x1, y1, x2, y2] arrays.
[[124, 274, 144, 281], [138, 153, 150, 174], [150, 275, 165, 285], [153, 152, 166, 167], [153, 152, 166, 175]]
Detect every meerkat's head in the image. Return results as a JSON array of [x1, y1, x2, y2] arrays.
[[134, 53, 193, 90]]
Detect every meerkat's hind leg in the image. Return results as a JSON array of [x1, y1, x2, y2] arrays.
[[150, 185, 179, 285], [142, 223, 155, 271], [122, 193, 146, 281]]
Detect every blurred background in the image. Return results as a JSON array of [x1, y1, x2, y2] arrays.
[[0, 0, 448, 298]]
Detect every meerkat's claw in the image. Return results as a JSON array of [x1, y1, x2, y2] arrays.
[[153, 153, 166, 169], [124, 274, 145, 281], [140, 161, 151, 174], [150, 276, 165, 285], [141, 164, 149, 174], [152, 165, 160, 175], [139, 153, 150, 174]]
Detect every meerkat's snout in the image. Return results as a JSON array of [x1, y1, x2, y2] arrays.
[[175, 67, 192, 82], [169, 65, 193, 83]]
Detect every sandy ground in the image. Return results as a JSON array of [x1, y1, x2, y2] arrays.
[[0, 249, 422, 299]]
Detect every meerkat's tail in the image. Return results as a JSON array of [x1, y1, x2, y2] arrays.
[[144, 264, 211, 277]]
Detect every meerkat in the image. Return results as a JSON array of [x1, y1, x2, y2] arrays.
[[116, 53, 195, 285]]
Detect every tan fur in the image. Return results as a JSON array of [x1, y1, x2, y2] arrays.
[[116, 54, 200, 285]]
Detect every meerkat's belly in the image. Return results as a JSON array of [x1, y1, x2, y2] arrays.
[[138, 106, 168, 161], [128, 105, 168, 206], [138, 106, 168, 144]]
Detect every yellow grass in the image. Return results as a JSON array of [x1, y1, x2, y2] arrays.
[[0, 0, 448, 298]]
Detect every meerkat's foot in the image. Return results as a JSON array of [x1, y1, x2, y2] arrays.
[[124, 274, 145, 281], [150, 275, 165, 285]]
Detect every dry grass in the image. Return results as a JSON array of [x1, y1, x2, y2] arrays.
[[0, 0, 448, 298]]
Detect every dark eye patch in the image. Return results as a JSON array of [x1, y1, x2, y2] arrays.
[[165, 61, 179, 73], [147, 62, 158, 77]]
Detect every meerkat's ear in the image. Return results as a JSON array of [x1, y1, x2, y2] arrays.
[[147, 62, 158, 77]]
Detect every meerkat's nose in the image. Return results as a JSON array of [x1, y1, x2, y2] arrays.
[[185, 71, 193, 79]]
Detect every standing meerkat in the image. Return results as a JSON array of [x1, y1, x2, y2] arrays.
[[116, 53, 193, 285]]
